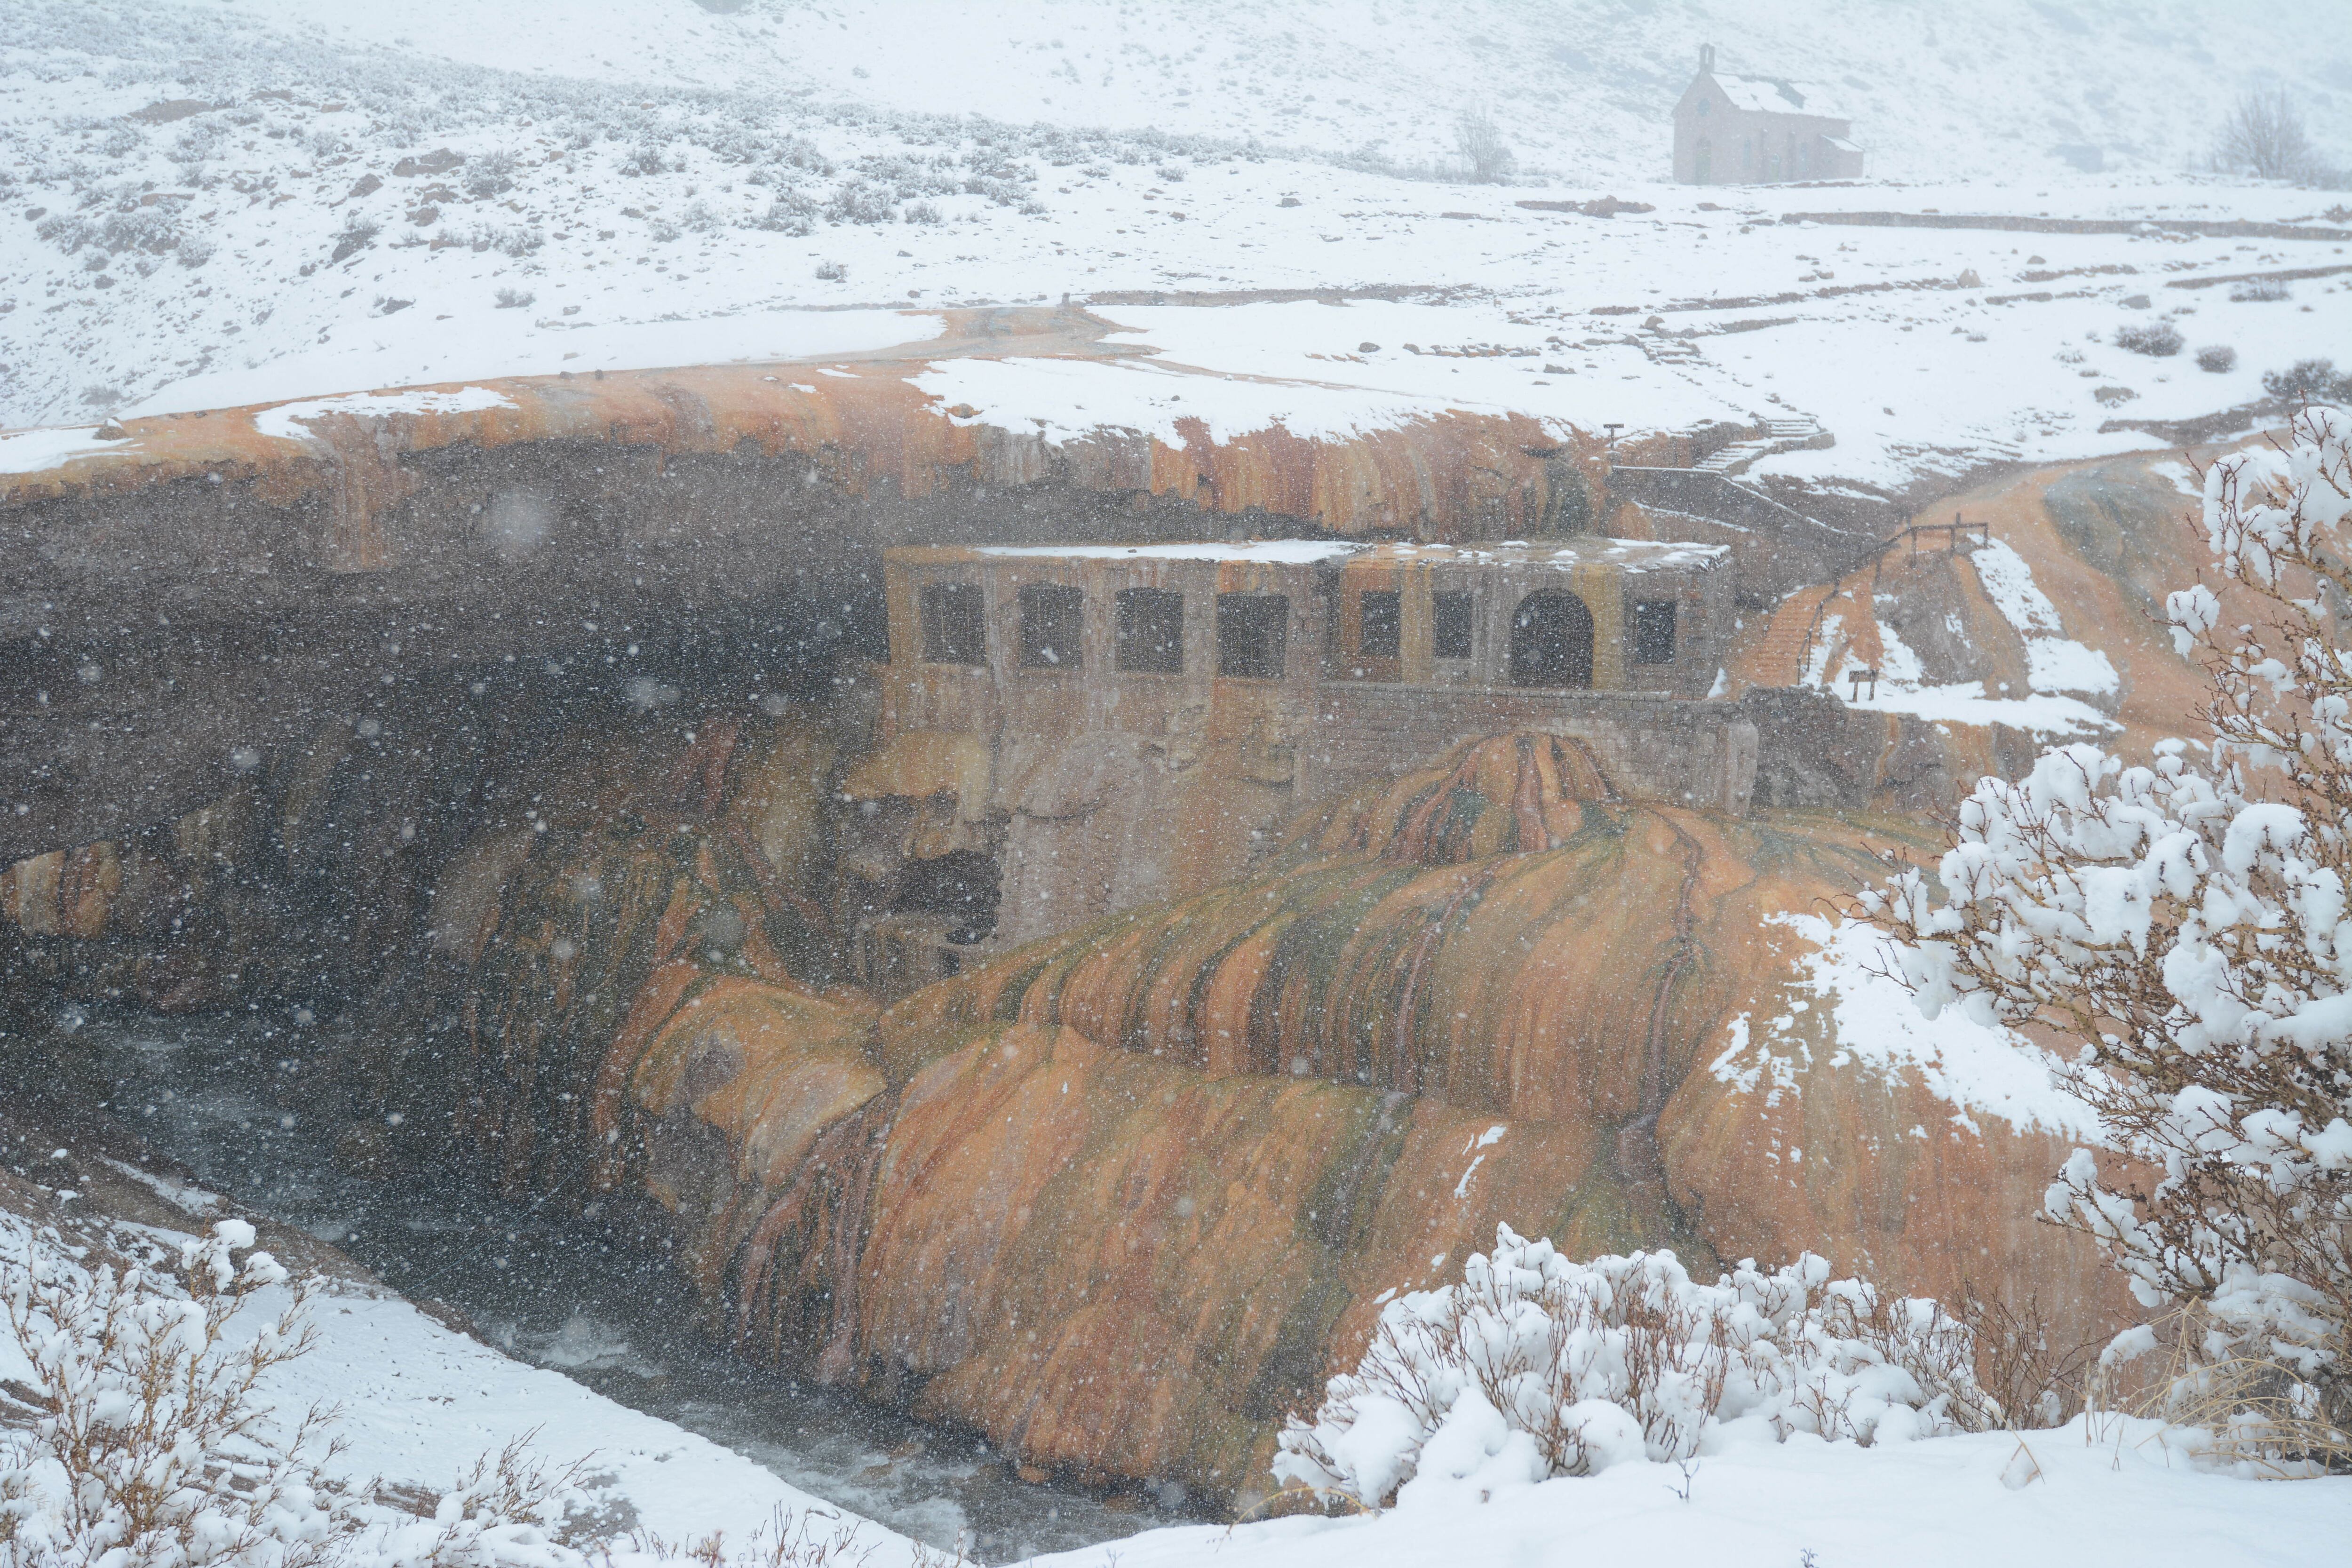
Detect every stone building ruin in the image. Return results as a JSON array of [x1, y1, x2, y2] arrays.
[[839, 537, 1757, 992], [1674, 43, 1867, 185]]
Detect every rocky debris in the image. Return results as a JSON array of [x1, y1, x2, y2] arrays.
[[127, 99, 223, 125], [1515, 196, 1657, 218], [392, 149, 466, 178]]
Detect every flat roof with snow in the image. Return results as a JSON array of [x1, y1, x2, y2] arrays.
[[930, 538, 1731, 573]]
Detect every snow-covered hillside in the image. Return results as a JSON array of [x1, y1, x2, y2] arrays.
[[3, 0, 2351, 494], [183, 0, 2352, 182]]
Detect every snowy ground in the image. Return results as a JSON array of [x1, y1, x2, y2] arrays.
[[271, 1286, 929, 1563], [12, 1199, 2347, 1568], [0, 1210, 931, 1566], [3, 2, 2351, 496], [1028, 1421, 2352, 1568]]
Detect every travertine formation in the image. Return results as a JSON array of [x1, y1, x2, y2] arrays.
[[0, 358, 2230, 1508], [444, 724, 2126, 1500]]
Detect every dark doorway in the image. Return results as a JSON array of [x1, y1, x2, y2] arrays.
[[1018, 584, 1084, 669], [892, 849, 1001, 944], [1217, 594, 1288, 680], [1509, 591, 1594, 687], [920, 583, 985, 665], [1115, 588, 1184, 673]]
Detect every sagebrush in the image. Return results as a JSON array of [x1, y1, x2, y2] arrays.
[[1271, 1226, 2011, 1508], [0, 1220, 883, 1568], [1864, 403, 2352, 1467]]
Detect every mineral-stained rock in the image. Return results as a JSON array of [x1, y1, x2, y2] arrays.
[[0, 840, 120, 939], [437, 729, 2131, 1502], [596, 966, 881, 1300], [842, 1019, 1604, 1494], [0, 685, 2140, 1503]]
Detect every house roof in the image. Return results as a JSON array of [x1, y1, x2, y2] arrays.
[[1703, 71, 1851, 122]]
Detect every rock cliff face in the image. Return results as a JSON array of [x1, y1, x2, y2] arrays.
[[0, 433, 2219, 1509], [0, 308, 1618, 867], [413, 725, 2127, 1502]]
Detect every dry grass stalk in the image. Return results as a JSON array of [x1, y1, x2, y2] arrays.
[[2089, 1305, 2352, 1477]]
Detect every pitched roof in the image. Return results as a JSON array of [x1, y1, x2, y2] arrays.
[[1704, 72, 1851, 122]]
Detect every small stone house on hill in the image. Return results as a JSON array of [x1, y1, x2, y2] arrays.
[[1673, 44, 1866, 185]]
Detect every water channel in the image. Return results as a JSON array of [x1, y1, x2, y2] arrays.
[[69, 1006, 1205, 1564]]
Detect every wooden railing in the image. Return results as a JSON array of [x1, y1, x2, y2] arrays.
[[1794, 511, 1993, 675]]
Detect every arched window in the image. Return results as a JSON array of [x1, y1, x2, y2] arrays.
[[1509, 592, 1595, 688]]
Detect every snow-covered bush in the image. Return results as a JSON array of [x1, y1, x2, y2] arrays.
[[2198, 345, 2240, 374], [748, 192, 816, 235], [2265, 358, 2352, 403], [1863, 404, 2352, 1460], [461, 225, 543, 259], [1, 1218, 873, 1568], [2115, 321, 2184, 358], [0, 1219, 611, 1568], [1453, 109, 1515, 184], [1272, 1226, 1988, 1508], [462, 153, 516, 201], [822, 179, 895, 226], [368, 1438, 591, 1568], [2214, 89, 2320, 183], [618, 143, 674, 179], [0, 1219, 348, 1568]]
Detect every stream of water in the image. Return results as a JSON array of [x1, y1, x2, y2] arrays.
[[72, 1007, 1203, 1563]]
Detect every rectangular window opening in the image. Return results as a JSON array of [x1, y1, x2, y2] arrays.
[[1357, 590, 1401, 660], [1433, 592, 1475, 660], [1216, 593, 1288, 680], [1633, 599, 1678, 666], [1018, 583, 1084, 670], [920, 583, 985, 665], [1115, 587, 1184, 674]]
